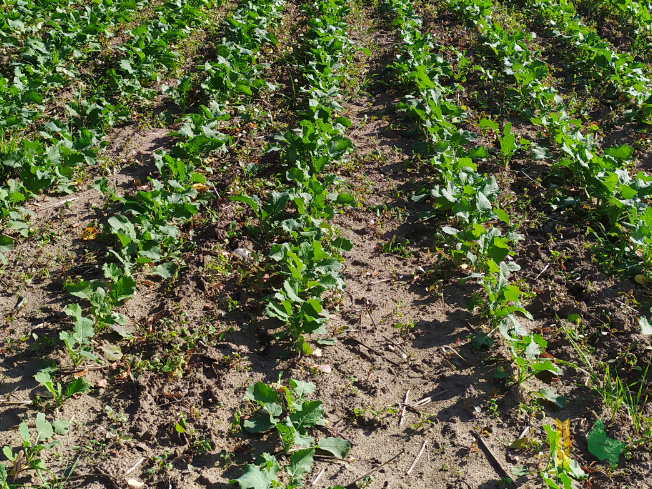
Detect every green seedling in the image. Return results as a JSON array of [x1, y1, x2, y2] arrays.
[[479, 119, 529, 167], [61, 304, 99, 367], [33, 369, 90, 408], [231, 376, 350, 489], [2, 413, 69, 484]]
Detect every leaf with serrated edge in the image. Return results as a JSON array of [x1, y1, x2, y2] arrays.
[[289, 401, 324, 431], [587, 419, 625, 465]]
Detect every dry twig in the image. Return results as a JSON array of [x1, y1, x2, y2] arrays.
[[399, 390, 409, 426], [406, 440, 428, 475], [472, 430, 512, 483], [345, 450, 405, 488]]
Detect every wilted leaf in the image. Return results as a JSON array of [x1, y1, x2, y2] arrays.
[[102, 345, 123, 361], [81, 227, 98, 240], [192, 183, 209, 192]]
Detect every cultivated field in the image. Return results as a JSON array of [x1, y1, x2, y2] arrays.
[[1, 0, 651, 488]]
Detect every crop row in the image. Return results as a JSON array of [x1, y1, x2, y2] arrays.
[[1, 0, 290, 483], [0, 0, 227, 262], [525, 0, 652, 121]]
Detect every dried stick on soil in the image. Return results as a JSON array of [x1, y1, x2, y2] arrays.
[[399, 390, 409, 426], [345, 449, 405, 488], [0, 399, 32, 406], [124, 457, 145, 476], [347, 337, 401, 367], [472, 430, 512, 483], [38, 197, 78, 210], [441, 345, 473, 366], [406, 440, 428, 475], [413, 389, 449, 406], [59, 363, 116, 375], [311, 467, 326, 486], [535, 263, 550, 280]]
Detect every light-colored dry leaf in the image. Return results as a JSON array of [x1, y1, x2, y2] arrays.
[[126, 478, 145, 489]]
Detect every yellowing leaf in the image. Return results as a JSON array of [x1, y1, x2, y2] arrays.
[[81, 227, 98, 240], [555, 418, 571, 470], [635, 274, 647, 285], [192, 183, 209, 193]]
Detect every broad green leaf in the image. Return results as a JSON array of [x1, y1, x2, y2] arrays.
[[289, 379, 316, 399], [18, 422, 30, 443], [317, 437, 351, 458], [471, 333, 492, 350], [65, 378, 90, 398], [587, 419, 624, 465], [243, 415, 275, 434], [604, 144, 633, 161], [245, 382, 282, 418], [525, 338, 541, 359], [479, 118, 499, 131], [119, 59, 134, 74], [73, 316, 95, 343], [286, 448, 315, 484], [266, 301, 290, 321], [102, 263, 122, 282], [66, 281, 99, 301], [152, 262, 178, 279], [476, 191, 492, 211], [35, 413, 53, 441], [0, 235, 14, 252], [283, 279, 302, 303], [289, 401, 324, 431], [230, 460, 279, 489], [52, 419, 69, 435], [110, 276, 136, 303], [331, 237, 353, 251], [229, 194, 259, 213], [538, 388, 566, 408], [34, 370, 52, 386], [276, 419, 295, 452], [302, 299, 323, 319], [235, 84, 252, 95], [3, 446, 14, 461]]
